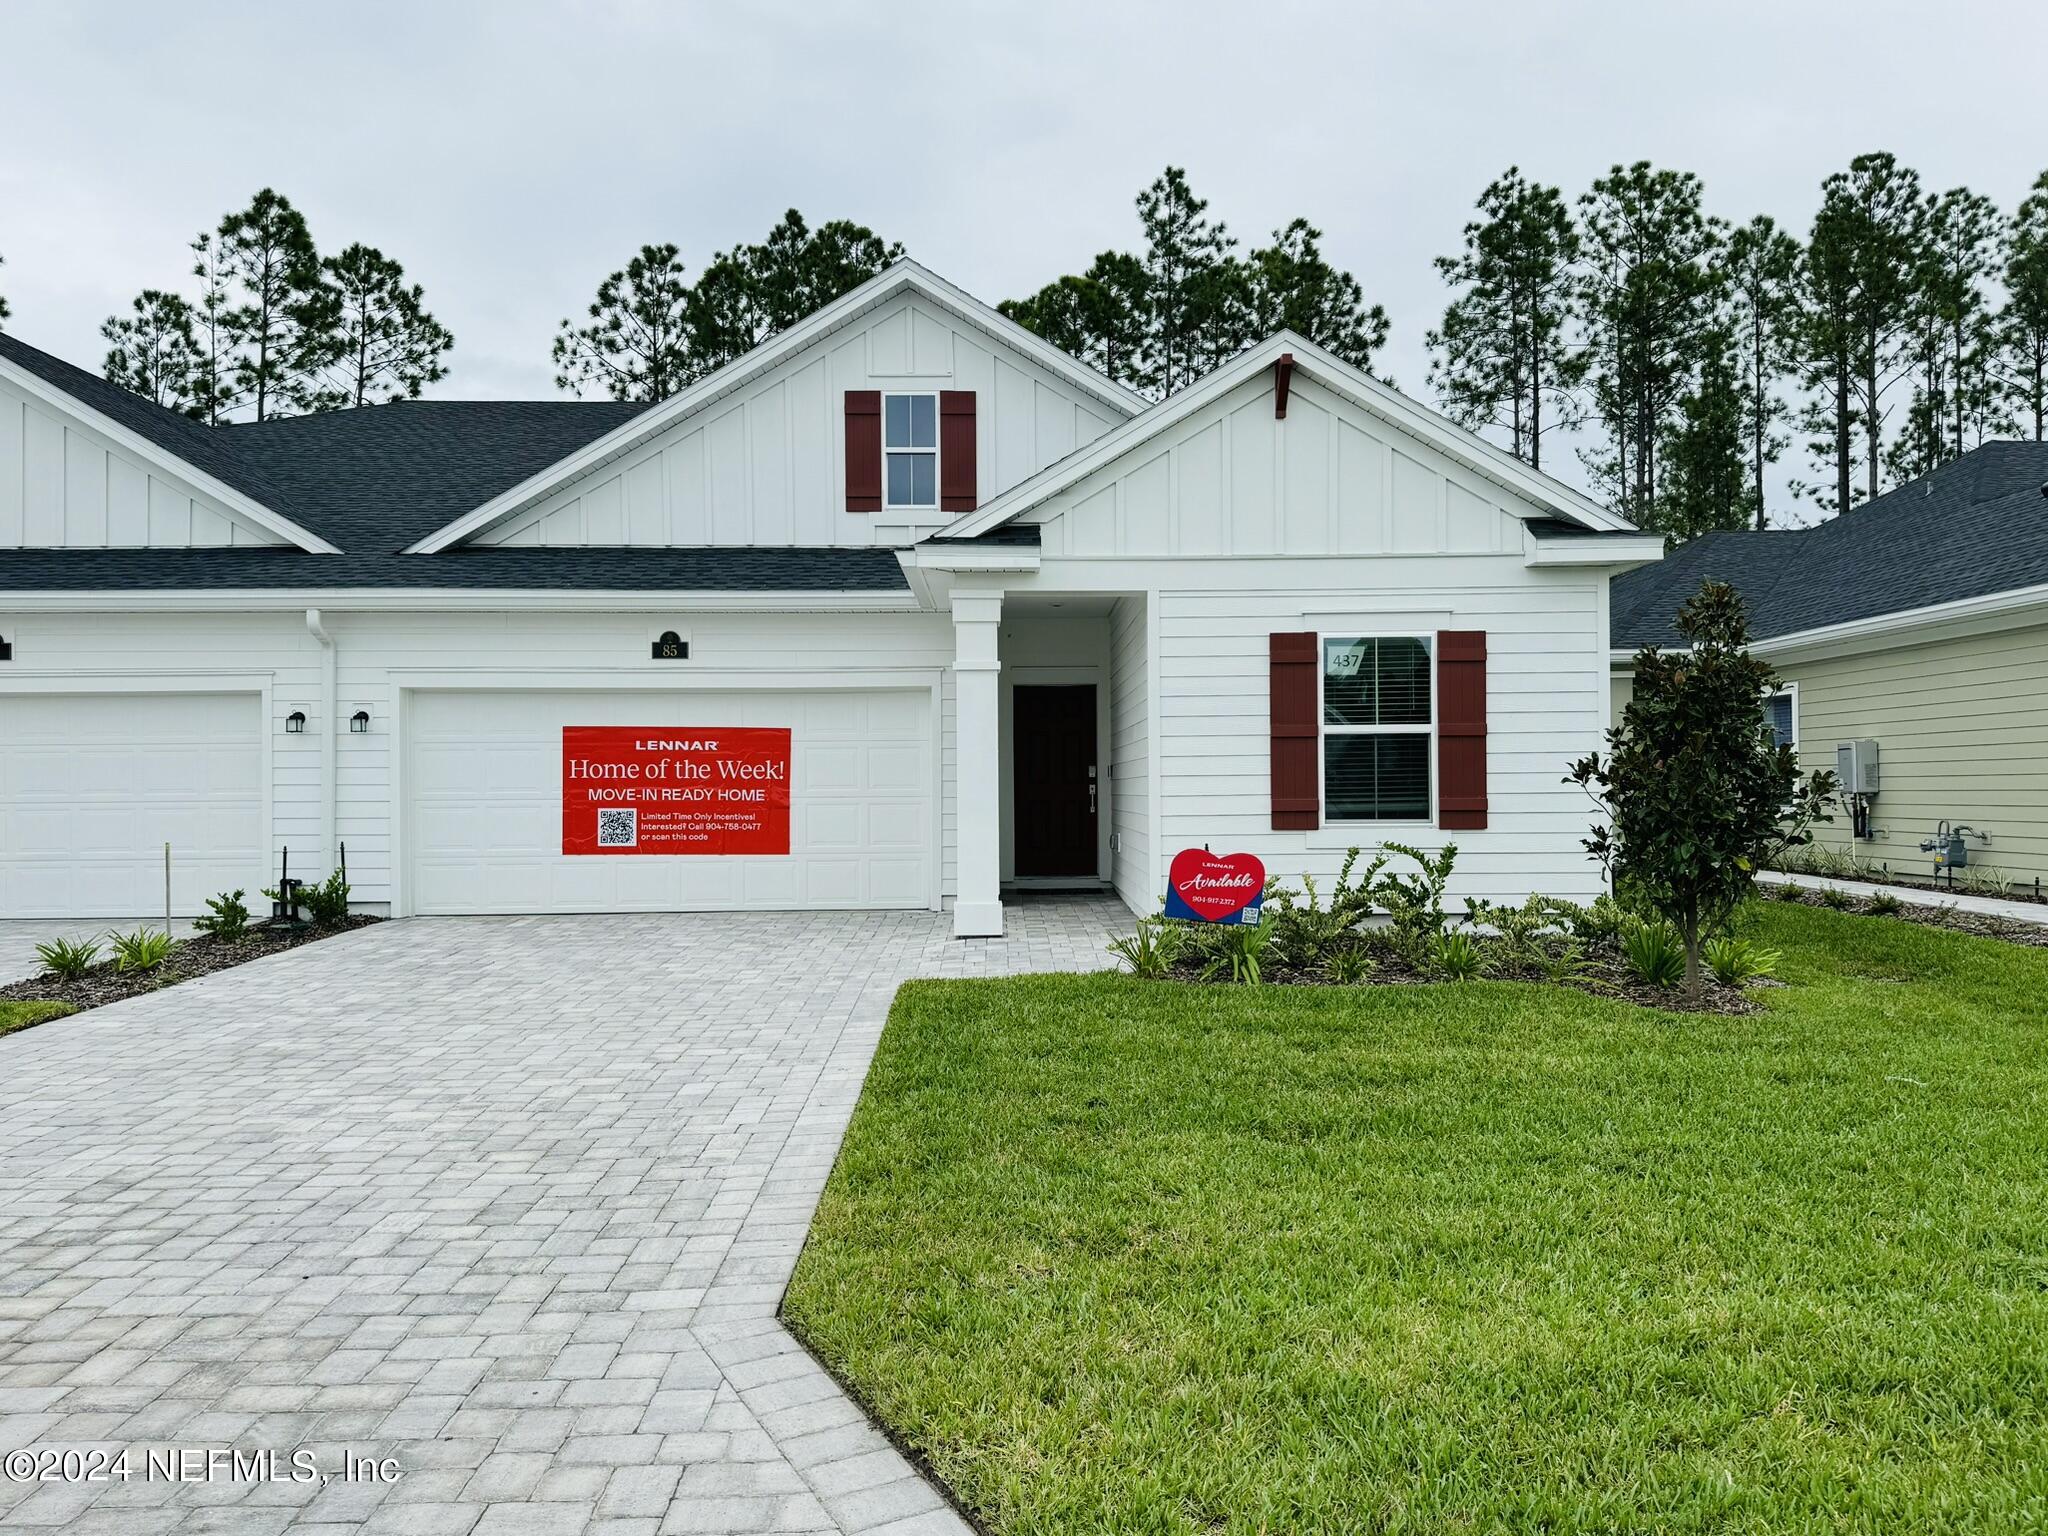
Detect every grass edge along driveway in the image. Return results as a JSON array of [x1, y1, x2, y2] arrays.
[[0, 1000, 74, 1037], [785, 903, 2048, 1535]]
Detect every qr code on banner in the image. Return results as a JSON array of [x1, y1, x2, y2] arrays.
[[597, 807, 637, 847]]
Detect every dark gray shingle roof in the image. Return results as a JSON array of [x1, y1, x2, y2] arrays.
[[224, 399, 646, 552], [0, 546, 909, 593], [1611, 441, 2048, 649], [0, 330, 905, 594]]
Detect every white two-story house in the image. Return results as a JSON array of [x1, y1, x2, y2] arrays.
[[0, 262, 1658, 934]]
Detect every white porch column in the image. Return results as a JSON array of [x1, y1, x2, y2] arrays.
[[951, 587, 1005, 938]]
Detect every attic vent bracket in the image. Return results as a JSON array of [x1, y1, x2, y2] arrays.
[[1273, 353, 1295, 420]]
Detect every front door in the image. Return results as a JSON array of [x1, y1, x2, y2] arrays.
[[1013, 685, 1098, 879]]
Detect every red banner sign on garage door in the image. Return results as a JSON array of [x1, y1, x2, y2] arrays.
[[561, 726, 791, 855]]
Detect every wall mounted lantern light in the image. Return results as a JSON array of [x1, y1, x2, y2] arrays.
[[285, 710, 307, 734], [350, 710, 371, 734]]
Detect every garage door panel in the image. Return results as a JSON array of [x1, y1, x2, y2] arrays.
[[407, 689, 933, 914], [0, 692, 264, 918]]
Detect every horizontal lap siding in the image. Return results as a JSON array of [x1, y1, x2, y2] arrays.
[[1109, 595, 1151, 912], [0, 608, 956, 911], [1784, 622, 2048, 884], [1156, 577, 1606, 903]]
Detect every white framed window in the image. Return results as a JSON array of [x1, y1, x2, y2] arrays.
[[883, 392, 939, 510], [1767, 684, 1797, 753], [1320, 634, 1434, 822]]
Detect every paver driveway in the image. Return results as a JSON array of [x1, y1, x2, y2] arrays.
[[0, 899, 1131, 1535]]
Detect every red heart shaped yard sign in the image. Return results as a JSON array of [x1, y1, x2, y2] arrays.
[[1167, 848, 1266, 923]]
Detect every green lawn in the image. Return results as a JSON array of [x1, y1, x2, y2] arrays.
[[784, 904, 2048, 1535], [0, 999, 74, 1037]]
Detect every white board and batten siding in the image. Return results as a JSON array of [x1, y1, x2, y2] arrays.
[[0, 374, 284, 548], [1020, 370, 1611, 907], [1025, 374, 1520, 561], [478, 293, 1121, 550]]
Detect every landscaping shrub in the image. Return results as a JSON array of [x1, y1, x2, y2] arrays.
[[1264, 849, 1387, 968], [1868, 890, 1904, 916], [35, 935, 103, 980], [1375, 841, 1457, 957], [1703, 934, 1780, 986], [1106, 918, 1187, 980], [110, 927, 173, 974], [1196, 916, 1276, 986], [1621, 918, 1686, 989], [1432, 929, 1485, 981], [1820, 886, 1854, 910], [300, 870, 351, 926], [193, 889, 252, 942], [1570, 579, 1835, 997], [1322, 945, 1375, 985]]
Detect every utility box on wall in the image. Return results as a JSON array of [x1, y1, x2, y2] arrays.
[[1835, 739, 1880, 796]]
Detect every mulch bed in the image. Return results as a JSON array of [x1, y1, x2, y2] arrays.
[[0, 916, 383, 1018], [1769, 885, 2048, 948], [1158, 952, 1761, 1016]]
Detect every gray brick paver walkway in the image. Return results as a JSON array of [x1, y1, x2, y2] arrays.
[[0, 898, 1131, 1534]]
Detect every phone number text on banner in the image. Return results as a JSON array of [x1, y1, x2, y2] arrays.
[[561, 726, 791, 855]]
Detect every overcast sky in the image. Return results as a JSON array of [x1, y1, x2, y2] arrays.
[[4, 0, 2045, 519]]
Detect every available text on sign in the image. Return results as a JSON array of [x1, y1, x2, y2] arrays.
[[561, 726, 791, 855]]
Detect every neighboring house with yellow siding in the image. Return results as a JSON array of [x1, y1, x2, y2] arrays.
[[1610, 441, 2048, 895]]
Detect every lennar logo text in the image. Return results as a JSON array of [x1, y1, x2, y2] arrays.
[[635, 739, 719, 751]]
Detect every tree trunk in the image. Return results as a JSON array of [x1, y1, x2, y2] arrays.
[[1682, 914, 1703, 1002], [1835, 358, 1852, 514]]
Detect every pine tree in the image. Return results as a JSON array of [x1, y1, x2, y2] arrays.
[[1995, 171, 2048, 441], [187, 234, 237, 425], [100, 290, 201, 414], [320, 244, 453, 408], [1826, 154, 1925, 501], [216, 188, 336, 420], [1659, 325, 1750, 541], [1135, 168, 1237, 397], [1890, 186, 2003, 482], [1720, 217, 1801, 528], [1242, 218, 1389, 375], [1427, 168, 1584, 471], [686, 212, 902, 377], [1576, 163, 1726, 528], [1796, 194, 1862, 515], [553, 243, 694, 402], [1007, 170, 1389, 400], [998, 252, 1149, 390]]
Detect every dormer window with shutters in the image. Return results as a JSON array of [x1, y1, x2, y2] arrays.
[[883, 394, 938, 510], [844, 388, 978, 514]]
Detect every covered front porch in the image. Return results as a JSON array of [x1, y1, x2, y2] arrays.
[[949, 586, 1152, 936]]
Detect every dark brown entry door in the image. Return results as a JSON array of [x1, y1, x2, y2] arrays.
[[1013, 685, 1098, 878]]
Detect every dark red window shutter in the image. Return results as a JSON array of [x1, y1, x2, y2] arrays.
[[1437, 630, 1488, 830], [845, 390, 881, 512], [1270, 632, 1319, 830], [939, 391, 977, 512]]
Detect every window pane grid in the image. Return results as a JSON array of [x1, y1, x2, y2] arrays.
[[883, 392, 938, 507], [1321, 634, 1433, 822]]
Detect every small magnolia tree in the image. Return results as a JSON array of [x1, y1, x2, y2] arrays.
[[1568, 579, 1835, 997]]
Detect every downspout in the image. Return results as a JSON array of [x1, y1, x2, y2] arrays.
[[305, 608, 336, 876]]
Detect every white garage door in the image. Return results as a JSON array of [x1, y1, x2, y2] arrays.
[[0, 692, 265, 918], [407, 689, 934, 914]]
